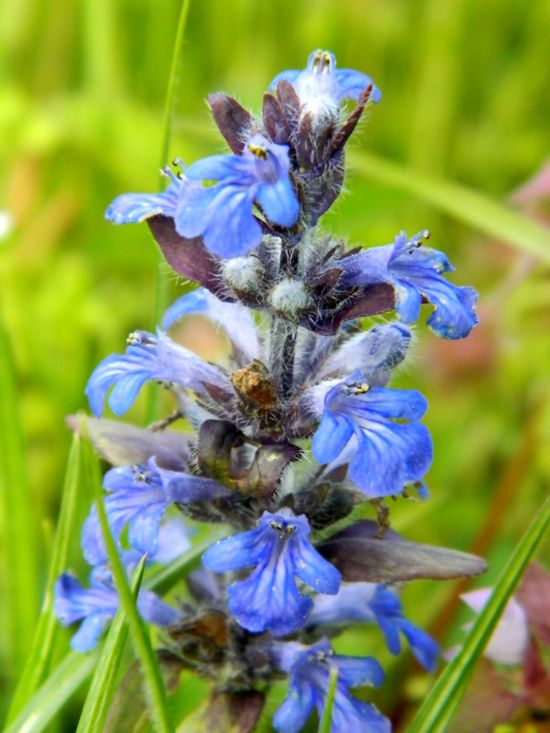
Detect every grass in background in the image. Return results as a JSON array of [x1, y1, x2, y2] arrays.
[[0, 0, 549, 730]]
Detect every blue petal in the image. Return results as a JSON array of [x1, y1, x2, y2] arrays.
[[425, 282, 478, 339], [81, 508, 109, 566], [174, 183, 219, 238], [202, 186, 262, 257], [70, 613, 108, 652], [108, 371, 150, 415], [156, 464, 228, 503], [311, 412, 354, 464], [202, 527, 268, 573], [375, 613, 403, 655], [269, 69, 302, 91], [105, 187, 179, 224], [162, 289, 260, 361], [290, 535, 341, 595], [348, 420, 433, 496], [256, 177, 300, 228], [228, 563, 313, 636], [359, 387, 428, 421], [137, 590, 180, 626], [335, 69, 382, 102], [330, 696, 391, 733], [128, 505, 166, 556], [394, 281, 423, 323], [273, 679, 316, 733], [333, 655, 385, 688], [400, 619, 439, 672], [161, 289, 208, 330], [186, 154, 249, 183]]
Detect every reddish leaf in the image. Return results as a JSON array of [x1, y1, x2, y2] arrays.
[[318, 520, 488, 583]]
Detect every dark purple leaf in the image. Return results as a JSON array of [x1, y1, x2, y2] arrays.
[[516, 562, 550, 647], [306, 283, 395, 335], [177, 691, 265, 733], [147, 215, 230, 299], [197, 419, 243, 484], [447, 659, 522, 733], [234, 442, 302, 496], [329, 83, 374, 157], [275, 80, 301, 124], [67, 414, 190, 469], [262, 92, 290, 145], [318, 520, 488, 583], [208, 93, 254, 154]]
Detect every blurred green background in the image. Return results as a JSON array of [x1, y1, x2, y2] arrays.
[[1, 0, 549, 730]]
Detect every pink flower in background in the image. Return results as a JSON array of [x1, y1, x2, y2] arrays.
[[460, 589, 529, 666]]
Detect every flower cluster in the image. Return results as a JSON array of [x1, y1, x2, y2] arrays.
[[56, 50, 485, 732]]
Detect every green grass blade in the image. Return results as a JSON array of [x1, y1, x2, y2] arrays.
[[0, 318, 39, 677], [146, 0, 192, 425], [6, 434, 82, 722], [76, 554, 147, 733], [159, 0, 192, 172], [407, 496, 550, 733], [4, 652, 97, 733], [350, 151, 550, 262], [318, 667, 338, 733], [3, 529, 211, 733], [88, 448, 173, 733]]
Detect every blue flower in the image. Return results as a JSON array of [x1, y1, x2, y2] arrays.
[[202, 510, 341, 636], [270, 49, 382, 108], [105, 178, 182, 224], [85, 329, 232, 417], [308, 583, 439, 672], [162, 288, 260, 362], [54, 572, 179, 652], [105, 134, 299, 259], [177, 133, 299, 257], [340, 231, 478, 339], [311, 377, 433, 497], [271, 639, 390, 733], [82, 457, 227, 566], [315, 323, 412, 385]]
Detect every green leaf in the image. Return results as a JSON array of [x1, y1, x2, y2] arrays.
[[86, 445, 174, 733], [76, 554, 147, 733], [318, 667, 338, 733], [0, 318, 40, 677], [407, 496, 550, 733], [3, 652, 97, 733], [6, 435, 82, 722], [350, 151, 550, 263]]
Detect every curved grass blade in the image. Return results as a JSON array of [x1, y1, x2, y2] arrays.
[[76, 554, 147, 733], [407, 496, 550, 733], [4, 651, 97, 733], [88, 448, 173, 733], [6, 435, 82, 722], [350, 151, 550, 263], [0, 318, 39, 677], [318, 667, 338, 733]]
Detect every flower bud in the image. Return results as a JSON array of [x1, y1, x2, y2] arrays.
[[269, 277, 314, 319]]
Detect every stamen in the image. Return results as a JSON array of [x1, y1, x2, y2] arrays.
[[344, 382, 370, 396], [248, 143, 268, 160], [161, 165, 180, 186]]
